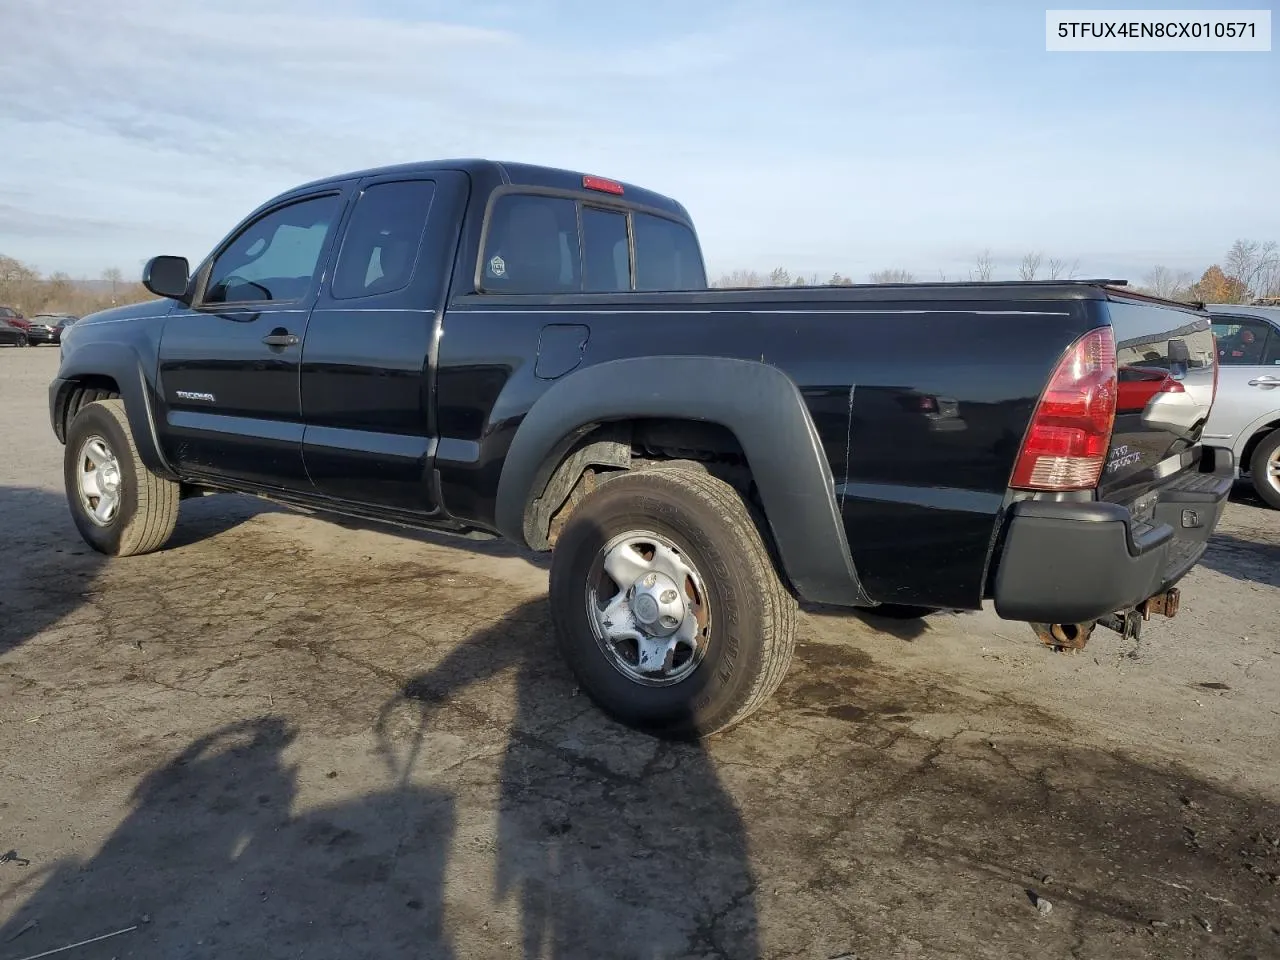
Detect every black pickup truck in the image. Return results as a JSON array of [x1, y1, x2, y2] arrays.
[[50, 158, 1233, 736]]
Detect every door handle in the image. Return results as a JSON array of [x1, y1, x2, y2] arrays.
[[1247, 376, 1280, 387], [262, 332, 300, 347]]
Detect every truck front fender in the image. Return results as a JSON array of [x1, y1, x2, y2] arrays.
[[495, 355, 873, 607], [51, 340, 176, 481]]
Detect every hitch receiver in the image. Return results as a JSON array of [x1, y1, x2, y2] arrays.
[[1098, 609, 1143, 641], [1138, 587, 1180, 621]]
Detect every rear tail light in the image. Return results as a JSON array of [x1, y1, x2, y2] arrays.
[[1011, 326, 1118, 491]]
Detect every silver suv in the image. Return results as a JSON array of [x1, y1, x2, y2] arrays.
[[1203, 303, 1280, 507]]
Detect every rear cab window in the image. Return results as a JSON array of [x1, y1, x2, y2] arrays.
[[633, 212, 705, 291], [482, 195, 581, 293], [479, 191, 706, 294]]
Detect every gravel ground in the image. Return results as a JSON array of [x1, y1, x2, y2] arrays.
[[1, 346, 1278, 959]]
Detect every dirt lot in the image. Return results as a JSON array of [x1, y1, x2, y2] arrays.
[[1, 346, 1278, 960]]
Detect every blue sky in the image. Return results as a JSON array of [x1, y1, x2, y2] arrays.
[[1, 0, 1276, 283]]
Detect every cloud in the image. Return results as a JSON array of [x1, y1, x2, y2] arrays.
[[0, 0, 1276, 279]]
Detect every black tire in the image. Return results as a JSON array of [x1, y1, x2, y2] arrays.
[[64, 399, 180, 556], [17, 334, 28, 347], [1249, 431, 1280, 510], [549, 467, 798, 738]]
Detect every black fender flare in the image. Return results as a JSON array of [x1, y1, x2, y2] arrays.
[[51, 341, 177, 480], [495, 356, 873, 607]]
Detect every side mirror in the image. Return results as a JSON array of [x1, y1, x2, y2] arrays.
[[142, 255, 191, 302]]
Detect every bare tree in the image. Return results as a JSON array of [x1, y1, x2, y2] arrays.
[[766, 267, 793, 287], [713, 269, 765, 289], [970, 249, 994, 282], [1046, 256, 1079, 280], [1018, 251, 1043, 281], [1141, 265, 1195, 301], [101, 266, 124, 304], [1225, 239, 1280, 300], [868, 269, 916, 284]]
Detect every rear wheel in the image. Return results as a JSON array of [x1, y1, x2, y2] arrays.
[[549, 467, 797, 738], [1249, 430, 1280, 510], [64, 399, 180, 556], [16, 333, 28, 347]]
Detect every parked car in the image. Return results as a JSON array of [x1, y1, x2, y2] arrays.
[[47, 158, 1233, 737], [0, 306, 29, 332], [1202, 303, 1280, 507], [0, 318, 30, 347], [26, 314, 79, 345]]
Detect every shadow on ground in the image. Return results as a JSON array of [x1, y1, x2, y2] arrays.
[[1229, 479, 1268, 508], [3, 497, 1279, 959], [0, 486, 107, 658], [1202, 532, 1280, 587], [0, 486, 272, 658], [800, 600, 968, 643], [0, 600, 757, 959]]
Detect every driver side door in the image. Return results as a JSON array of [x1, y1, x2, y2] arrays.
[[157, 187, 350, 490]]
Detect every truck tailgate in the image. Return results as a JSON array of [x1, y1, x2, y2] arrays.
[[1099, 298, 1217, 504]]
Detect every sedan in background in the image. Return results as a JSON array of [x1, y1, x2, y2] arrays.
[[0, 306, 29, 332], [26, 314, 78, 345], [0, 318, 30, 347], [1202, 303, 1280, 508]]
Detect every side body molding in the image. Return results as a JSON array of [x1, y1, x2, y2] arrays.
[[50, 340, 177, 480], [495, 355, 873, 607]]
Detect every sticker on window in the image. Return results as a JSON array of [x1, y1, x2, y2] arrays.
[[489, 255, 506, 278]]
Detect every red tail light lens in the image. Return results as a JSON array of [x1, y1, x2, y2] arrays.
[[583, 175, 624, 195], [1011, 326, 1118, 491]]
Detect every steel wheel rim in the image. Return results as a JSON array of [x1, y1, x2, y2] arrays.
[[76, 434, 123, 526], [585, 529, 712, 687]]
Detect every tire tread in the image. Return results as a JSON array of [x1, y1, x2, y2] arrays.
[[69, 399, 179, 556], [1250, 431, 1280, 510], [551, 466, 798, 736]]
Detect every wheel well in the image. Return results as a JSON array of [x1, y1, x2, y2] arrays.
[[56, 376, 122, 442], [530, 417, 759, 550], [1241, 421, 1280, 473]]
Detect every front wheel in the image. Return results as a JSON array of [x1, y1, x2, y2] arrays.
[[549, 467, 797, 738], [64, 399, 180, 556], [17, 334, 29, 347], [1249, 430, 1280, 510]]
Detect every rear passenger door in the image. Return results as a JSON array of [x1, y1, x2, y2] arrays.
[[300, 172, 469, 513]]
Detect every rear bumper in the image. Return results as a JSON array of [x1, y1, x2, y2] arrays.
[[992, 446, 1234, 624]]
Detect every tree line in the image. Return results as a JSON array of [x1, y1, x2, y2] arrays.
[[0, 255, 150, 317], [5, 237, 1278, 316], [711, 238, 1280, 305]]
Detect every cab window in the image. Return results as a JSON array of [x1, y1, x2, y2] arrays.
[[331, 181, 437, 300], [481, 195, 580, 294], [204, 194, 342, 305]]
